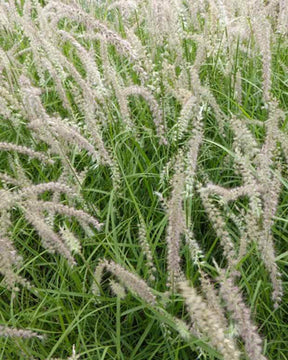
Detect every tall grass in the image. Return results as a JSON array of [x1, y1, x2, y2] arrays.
[[0, 0, 287, 359]]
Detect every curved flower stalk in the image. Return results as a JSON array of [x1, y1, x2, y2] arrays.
[[165, 149, 186, 289], [0, 325, 43, 340], [123, 85, 167, 145], [0, 178, 102, 287], [0, 237, 29, 292], [179, 281, 240, 360], [218, 270, 268, 360], [91, 256, 271, 360], [92, 259, 156, 305], [91, 260, 246, 359], [0, 142, 54, 165], [198, 100, 286, 307]]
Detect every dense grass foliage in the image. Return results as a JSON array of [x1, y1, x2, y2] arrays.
[[0, 0, 288, 359]]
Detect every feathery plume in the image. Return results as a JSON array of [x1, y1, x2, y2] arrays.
[[92, 260, 156, 305], [166, 149, 186, 289], [179, 281, 240, 360], [0, 325, 43, 339], [218, 270, 267, 360], [138, 219, 156, 282]]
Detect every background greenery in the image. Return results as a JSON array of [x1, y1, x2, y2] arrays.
[[0, 1, 288, 359]]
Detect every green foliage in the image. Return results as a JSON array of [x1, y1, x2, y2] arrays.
[[0, 0, 288, 359]]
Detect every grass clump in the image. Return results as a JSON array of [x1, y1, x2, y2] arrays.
[[0, 0, 288, 359]]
